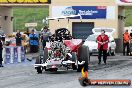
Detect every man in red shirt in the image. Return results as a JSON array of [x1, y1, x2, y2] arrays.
[[97, 30, 109, 65]]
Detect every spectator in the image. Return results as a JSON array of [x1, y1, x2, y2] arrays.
[[24, 28, 30, 36], [0, 37, 3, 67], [0, 26, 6, 45], [97, 30, 109, 65], [29, 30, 39, 53], [15, 30, 22, 46], [130, 30, 132, 38], [123, 30, 131, 56], [41, 26, 51, 49], [1, 33, 6, 45]]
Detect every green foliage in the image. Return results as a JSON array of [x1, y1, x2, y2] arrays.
[[13, 7, 49, 32], [125, 9, 132, 27]]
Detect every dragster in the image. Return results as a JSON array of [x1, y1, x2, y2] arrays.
[[34, 14, 89, 74]]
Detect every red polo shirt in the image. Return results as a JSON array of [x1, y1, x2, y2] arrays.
[[97, 34, 109, 50]]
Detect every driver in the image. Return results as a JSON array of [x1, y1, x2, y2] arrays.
[[54, 49, 61, 58]]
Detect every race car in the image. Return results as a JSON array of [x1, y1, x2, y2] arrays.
[[34, 28, 89, 74]]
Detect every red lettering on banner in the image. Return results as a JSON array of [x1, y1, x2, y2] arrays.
[[97, 6, 106, 9]]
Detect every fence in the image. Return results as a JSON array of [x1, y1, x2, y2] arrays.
[[2, 46, 25, 64]]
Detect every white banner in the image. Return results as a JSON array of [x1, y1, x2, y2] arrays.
[[51, 6, 115, 20]]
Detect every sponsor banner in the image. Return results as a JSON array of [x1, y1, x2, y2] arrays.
[[52, 6, 115, 19], [21, 47, 25, 62], [4, 46, 25, 64], [14, 47, 18, 63], [120, 0, 132, 3], [5, 47, 11, 64], [52, 6, 106, 19], [0, 0, 51, 4], [117, 0, 132, 4]]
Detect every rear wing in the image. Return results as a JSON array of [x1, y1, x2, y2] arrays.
[[92, 28, 115, 35], [44, 14, 82, 29], [45, 14, 82, 21]]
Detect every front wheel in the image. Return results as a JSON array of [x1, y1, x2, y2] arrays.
[[36, 67, 43, 74]]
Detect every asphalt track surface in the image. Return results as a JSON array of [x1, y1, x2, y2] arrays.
[[0, 54, 132, 88]]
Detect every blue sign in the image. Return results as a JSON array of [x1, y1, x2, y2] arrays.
[[4, 46, 26, 64], [5, 47, 11, 64], [21, 47, 25, 62], [14, 47, 18, 63], [52, 6, 107, 19]]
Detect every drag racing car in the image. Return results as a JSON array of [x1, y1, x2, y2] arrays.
[[34, 28, 89, 74]]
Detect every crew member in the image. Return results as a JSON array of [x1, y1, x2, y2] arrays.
[[29, 30, 39, 53], [97, 30, 109, 65], [123, 30, 131, 56], [41, 26, 51, 49], [15, 30, 22, 46], [0, 26, 6, 45], [54, 49, 61, 58], [1, 34, 6, 45]]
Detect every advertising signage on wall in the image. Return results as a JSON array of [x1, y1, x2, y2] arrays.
[[117, 0, 132, 5], [120, 0, 132, 3], [52, 6, 106, 19], [52, 6, 115, 19], [0, 0, 51, 4]]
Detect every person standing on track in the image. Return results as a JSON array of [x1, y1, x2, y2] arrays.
[[29, 30, 39, 53], [97, 30, 109, 65], [15, 30, 22, 46], [0, 37, 3, 67], [0, 26, 6, 45], [123, 30, 131, 56], [41, 26, 51, 50]]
